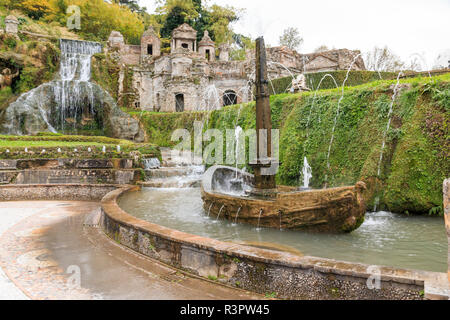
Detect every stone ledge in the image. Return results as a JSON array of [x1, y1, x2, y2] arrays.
[[0, 184, 120, 201], [101, 186, 448, 300]]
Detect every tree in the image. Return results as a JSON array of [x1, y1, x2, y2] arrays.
[[19, 0, 52, 19], [364, 46, 405, 72], [156, 0, 241, 44], [158, 0, 199, 38], [314, 45, 329, 53], [230, 33, 254, 61], [279, 27, 303, 51]]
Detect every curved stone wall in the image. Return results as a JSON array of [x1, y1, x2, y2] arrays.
[[100, 186, 447, 300], [0, 184, 119, 201]]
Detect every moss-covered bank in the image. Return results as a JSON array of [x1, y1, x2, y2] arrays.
[[128, 74, 449, 215]]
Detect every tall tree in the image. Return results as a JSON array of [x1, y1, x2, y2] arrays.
[[364, 46, 405, 72], [314, 45, 329, 53], [156, 0, 241, 44], [279, 27, 303, 51]]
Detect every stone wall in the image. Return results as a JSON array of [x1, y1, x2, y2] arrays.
[[0, 184, 118, 201], [0, 159, 139, 185], [100, 186, 449, 300]]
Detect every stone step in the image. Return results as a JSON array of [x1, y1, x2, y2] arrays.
[[0, 160, 17, 170], [160, 148, 202, 167], [145, 166, 204, 179], [139, 177, 201, 189], [12, 169, 136, 185]]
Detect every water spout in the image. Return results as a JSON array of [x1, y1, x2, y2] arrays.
[[257, 209, 263, 229], [377, 72, 403, 177], [234, 207, 242, 224], [301, 157, 313, 189], [326, 53, 363, 185], [207, 203, 214, 217], [217, 205, 225, 220]]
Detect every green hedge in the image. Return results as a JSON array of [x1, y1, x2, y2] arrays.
[[269, 71, 399, 95]]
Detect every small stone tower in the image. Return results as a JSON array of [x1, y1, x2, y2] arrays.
[[107, 31, 125, 49], [5, 15, 19, 35], [141, 26, 161, 58], [198, 31, 215, 62], [219, 43, 230, 62], [171, 23, 197, 53]]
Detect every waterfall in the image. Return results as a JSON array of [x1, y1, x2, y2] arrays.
[[301, 157, 312, 189], [55, 39, 102, 132], [0, 38, 144, 140], [143, 158, 161, 170]]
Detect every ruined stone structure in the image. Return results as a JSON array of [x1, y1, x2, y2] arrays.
[[106, 24, 365, 112], [4, 15, 19, 35]]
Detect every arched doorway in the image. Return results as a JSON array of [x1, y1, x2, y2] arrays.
[[223, 90, 237, 106], [175, 93, 184, 112]]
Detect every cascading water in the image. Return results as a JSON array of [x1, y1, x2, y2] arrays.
[[300, 157, 313, 189], [325, 54, 362, 185], [55, 39, 102, 132], [0, 38, 144, 140], [376, 72, 403, 177], [234, 126, 243, 178], [143, 158, 161, 170]]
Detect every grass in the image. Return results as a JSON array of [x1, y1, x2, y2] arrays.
[[0, 140, 110, 148], [0, 134, 160, 159]]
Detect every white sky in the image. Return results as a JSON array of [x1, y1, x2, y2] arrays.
[[139, 0, 450, 67]]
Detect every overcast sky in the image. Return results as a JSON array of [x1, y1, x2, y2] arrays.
[[139, 0, 450, 67]]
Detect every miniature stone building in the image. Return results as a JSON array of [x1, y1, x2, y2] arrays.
[[141, 26, 160, 62], [106, 24, 365, 113], [107, 31, 125, 49], [198, 31, 215, 62], [5, 15, 19, 35], [171, 23, 197, 53]]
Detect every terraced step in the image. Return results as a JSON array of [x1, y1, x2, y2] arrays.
[[145, 166, 204, 179], [139, 176, 201, 188]]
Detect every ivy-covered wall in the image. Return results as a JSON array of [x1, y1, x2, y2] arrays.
[[130, 74, 449, 215], [0, 33, 60, 111]]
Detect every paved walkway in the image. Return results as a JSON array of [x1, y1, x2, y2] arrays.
[[0, 201, 261, 300]]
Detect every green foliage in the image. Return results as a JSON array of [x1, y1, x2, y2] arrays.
[[157, 0, 241, 44], [0, 134, 159, 159], [0, 87, 13, 110]]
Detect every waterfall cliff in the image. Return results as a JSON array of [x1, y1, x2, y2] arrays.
[[0, 39, 144, 141]]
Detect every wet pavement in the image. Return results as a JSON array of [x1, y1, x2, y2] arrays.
[[0, 201, 261, 300]]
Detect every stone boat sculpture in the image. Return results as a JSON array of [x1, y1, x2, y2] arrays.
[[200, 38, 367, 233], [201, 165, 367, 233]]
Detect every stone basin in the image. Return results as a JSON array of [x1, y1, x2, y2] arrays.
[[201, 165, 367, 233]]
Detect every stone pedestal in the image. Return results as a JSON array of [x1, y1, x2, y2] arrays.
[[5, 15, 19, 35], [444, 178, 450, 283]]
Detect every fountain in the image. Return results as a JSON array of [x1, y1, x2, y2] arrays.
[[300, 157, 312, 190], [201, 38, 367, 233]]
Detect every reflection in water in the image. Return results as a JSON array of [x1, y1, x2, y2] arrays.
[[119, 188, 447, 273]]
